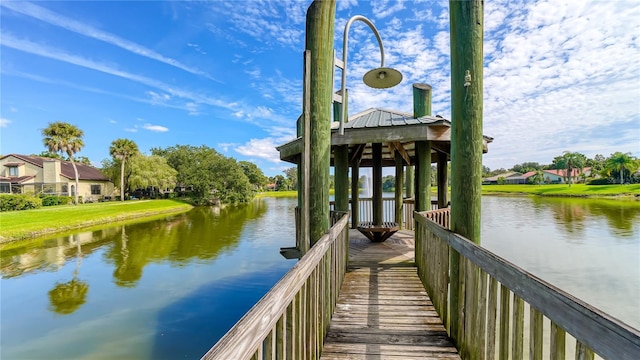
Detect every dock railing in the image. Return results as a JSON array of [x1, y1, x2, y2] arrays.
[[201, 213, 350, 360], [415, 208, 640, 360], [329, 197, 439, 230]]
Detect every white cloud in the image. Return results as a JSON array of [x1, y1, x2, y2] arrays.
[[333, 0, 640, 170], [1, 34, 242, 116], [185, 102, 199, 116], [217, 143, 236, 152], [337, 0, 358, 11], [0, 1, 218, 81], [142, 124, 169, 132], [124, 128, 138, 133], [235, 138, 282, 162], [372, 0, 406, 19], [147, 91, 172, 105], [205, 0, 307, 49], [478, 0, 640, 168], [187, 42, 207, 55], [0, 118, 11, 127]]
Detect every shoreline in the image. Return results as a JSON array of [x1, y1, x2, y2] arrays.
[[481, 191, 640, 200], [259, 184, 640, 200], [0, 200, 193, 245]]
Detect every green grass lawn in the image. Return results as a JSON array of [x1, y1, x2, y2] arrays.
[[0, 199, 193, 243], [256, 190, 298, 198], [481, 184, 640, 197]]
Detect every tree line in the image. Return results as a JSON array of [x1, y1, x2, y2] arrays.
[[38, 122, 269, 205], [102, 143, 270, 204], [484, 151, 640, 185]]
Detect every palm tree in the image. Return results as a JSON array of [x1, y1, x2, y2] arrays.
[[606, 152, 638, 184], [561, 151, 586, 187], [109, 138, 139, 201], [42, 122, 84, 204], [529, 169, 545, 185]]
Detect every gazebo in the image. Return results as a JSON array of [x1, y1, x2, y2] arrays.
[[277, 83, 493, 244]]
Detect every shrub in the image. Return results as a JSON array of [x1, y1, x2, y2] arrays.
[[40, 195, 73, 206], [0, 194, 43, 211], [587, 178, 613, 185]]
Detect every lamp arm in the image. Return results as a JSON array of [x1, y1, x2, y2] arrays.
[[340, 15, 385, 135]]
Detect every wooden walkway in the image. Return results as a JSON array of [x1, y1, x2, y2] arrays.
[[320, 229, 460, 359]]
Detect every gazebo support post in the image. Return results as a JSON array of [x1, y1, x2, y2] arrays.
[[372, 143, 383, 225], [394, 151, 404, 228], [437, 152, 448, 208], [415, 141, 432, 212], [351, 161, 360, 228], [413, 83, 433, 212], [334, 146, 349, 213], [333, 99, 349, 214], [405, 166, 414, 198]]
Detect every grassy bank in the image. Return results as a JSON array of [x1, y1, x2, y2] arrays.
[[0, 199, 193, 243], [481, 184, 640, 198], [258, 184, 640, 199], [256, 191, 298, 198]]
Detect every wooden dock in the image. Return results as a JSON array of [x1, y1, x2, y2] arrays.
[[320, 229, 460, 360]]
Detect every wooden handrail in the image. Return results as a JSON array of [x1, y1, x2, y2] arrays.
[[202, 214, 350, 359], [328, 197, 443, 231], [415, 209, 640, 360]]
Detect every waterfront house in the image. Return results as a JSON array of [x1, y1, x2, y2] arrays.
[[543, 167, 591, 184], [482, 171, 524, 184], [0, 154, 114, 201]]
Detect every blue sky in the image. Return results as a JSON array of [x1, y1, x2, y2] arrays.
[[1, 0, 638, 177]]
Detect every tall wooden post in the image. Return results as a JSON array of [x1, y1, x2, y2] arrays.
[[449, 0, 484, 351], [413, 83, 432, 212], [305, 0, 336, 246], [394, 151, 404, 228]]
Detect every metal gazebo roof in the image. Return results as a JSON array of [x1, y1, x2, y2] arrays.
[[277, 108, 493, 167]]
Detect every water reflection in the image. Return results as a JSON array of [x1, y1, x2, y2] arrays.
[[48, 235, 88, 315], [1, 203, 268, 284], [0, 228, 115, 278], [482, 196, 640, 329], [533, 196, 640, 240], [0, 198, 294, 360]]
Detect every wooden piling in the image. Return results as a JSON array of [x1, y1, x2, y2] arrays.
[[449, 0, 484, 347], [305, 0, 336, 246]]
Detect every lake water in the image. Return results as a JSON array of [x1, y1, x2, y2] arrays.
[[480, 196, 640, 330], [1, 195, 638, 359], [1, 198, 297, 359]]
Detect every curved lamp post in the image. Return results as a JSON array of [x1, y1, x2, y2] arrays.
[[339, 15, 403, 134]]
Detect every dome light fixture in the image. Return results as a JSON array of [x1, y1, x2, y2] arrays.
[[338, 15, 403, 135]]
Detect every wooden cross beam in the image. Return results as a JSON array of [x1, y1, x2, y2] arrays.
[[388, 142, 411, 165]]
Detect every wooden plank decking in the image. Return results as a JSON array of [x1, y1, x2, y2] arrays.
[[320, 229, 460, 359]]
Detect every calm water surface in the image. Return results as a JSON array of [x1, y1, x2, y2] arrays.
[[1, 195, 638, 359], [481, 196, 640, 330], [1, 198, 297, 359]]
